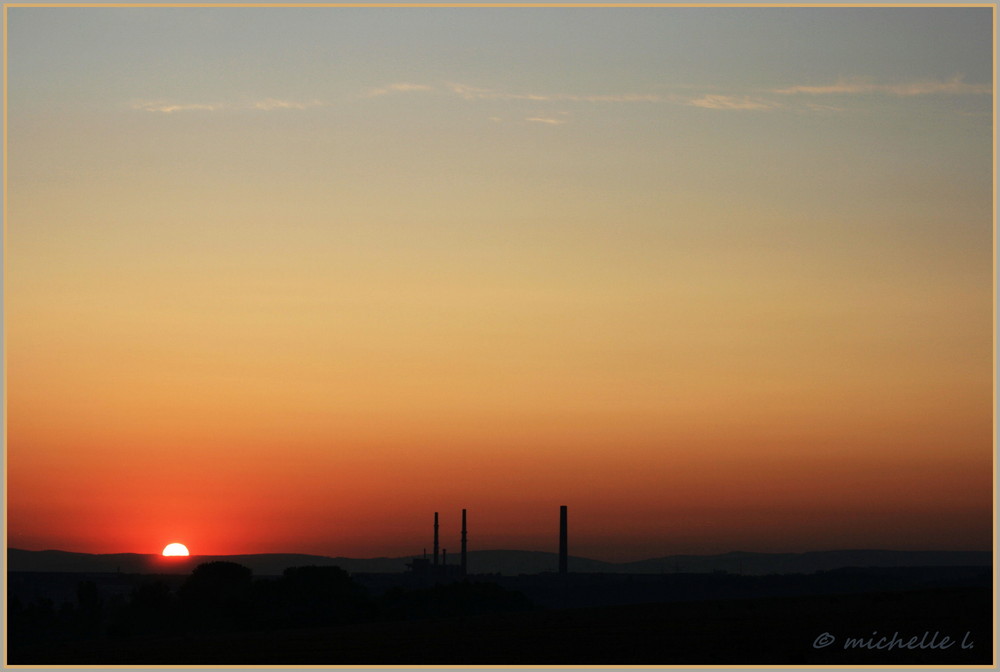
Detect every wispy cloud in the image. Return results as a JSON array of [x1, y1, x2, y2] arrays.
[[445, 82, 661, 104], [132, 101, 224, 113], [682, 94, 779, 111], [772, 75, 990, 96], [803, 102, 847, 113], [132, 98, 325, 113], [568, 93, 663, 103], [674, 75, 989, 112], [526, 116, 568, 125], [445, 82, 495, 100], [252, 98, 323, 110], [133, 73, 988, 119], [364, 82, 435, 98]]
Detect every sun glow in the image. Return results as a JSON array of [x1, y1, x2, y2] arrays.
[[162, 542, 190, 556]]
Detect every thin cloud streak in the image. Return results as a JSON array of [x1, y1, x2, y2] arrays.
[[134, 73, 986, 118], [526, 117, 568, 125], [683, 94, 779, 111], [772, 75, 990, 96], [132, 99, 325, 113], [253, 98, 324, 110], [364, 83, 435, 97], [132, 101, 225, 113], [445, 82, 661, 103], [804, 102, 847, 113]]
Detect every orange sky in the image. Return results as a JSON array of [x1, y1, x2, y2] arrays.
[[6, 5, 994, 561]]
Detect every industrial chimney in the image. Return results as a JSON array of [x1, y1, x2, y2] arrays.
[[461, 508, 468, 576], [559, 505, 568, 574], [433, 511, 440, 566]]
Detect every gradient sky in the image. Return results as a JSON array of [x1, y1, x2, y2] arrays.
[[6, 5, 994, 562]]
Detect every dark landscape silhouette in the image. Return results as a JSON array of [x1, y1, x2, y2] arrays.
[[7, 509, 993, 665]]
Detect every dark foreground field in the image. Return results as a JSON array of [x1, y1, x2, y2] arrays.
[[12, 586, 992, 665]]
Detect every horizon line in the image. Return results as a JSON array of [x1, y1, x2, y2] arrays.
[[9, 546, 994, 560]]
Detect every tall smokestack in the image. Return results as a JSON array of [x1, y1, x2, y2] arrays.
[[461, 509, 468, 576], [433, 512, 440, 566], [559, 505, 568, 574]]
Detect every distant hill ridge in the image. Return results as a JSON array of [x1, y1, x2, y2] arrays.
[[7, 547, 991, 576]]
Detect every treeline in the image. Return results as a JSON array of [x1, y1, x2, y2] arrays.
[[9, 561, 535, 648]]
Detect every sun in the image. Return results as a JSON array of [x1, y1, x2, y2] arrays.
[[162, 542, 190, 556]]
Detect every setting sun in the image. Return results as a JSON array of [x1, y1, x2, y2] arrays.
[[162, 543, 190, 557]]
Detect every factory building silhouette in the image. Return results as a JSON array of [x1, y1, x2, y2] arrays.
[[407, 506, 569, 577], [406, 510, 466, 578]]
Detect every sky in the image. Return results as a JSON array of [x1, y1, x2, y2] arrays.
[[5, 5, 994, 562]]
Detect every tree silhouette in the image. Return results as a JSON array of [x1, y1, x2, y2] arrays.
[[75, 580, 104, 636], [178, 561, 254, 630], [270, 565, 371, 627], [380, 580, 535, 621], [121, 580, 177, 635]]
